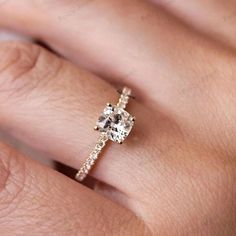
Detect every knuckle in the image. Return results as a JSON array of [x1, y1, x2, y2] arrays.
[[0, 41, 40, 76], [0, 142, 26, 218], [0, 41, 41, 99], [0, 41, 61, 101]]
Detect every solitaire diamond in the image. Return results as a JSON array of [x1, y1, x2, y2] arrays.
[[96, 104, 134, 143], [76, 87, 135, 182]]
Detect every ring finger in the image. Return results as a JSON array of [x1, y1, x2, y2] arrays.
[[0, 41, 167, 198]]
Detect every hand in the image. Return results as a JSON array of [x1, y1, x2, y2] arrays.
[[0, 0, 235, 235]]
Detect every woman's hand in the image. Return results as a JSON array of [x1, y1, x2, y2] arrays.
[[0, 0, 235, 235]]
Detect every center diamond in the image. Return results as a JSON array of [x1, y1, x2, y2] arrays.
[[96, 104, 135, 143]]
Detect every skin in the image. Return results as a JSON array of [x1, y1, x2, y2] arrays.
[[0, 0, 235, 235]]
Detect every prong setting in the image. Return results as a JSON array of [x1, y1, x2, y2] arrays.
[[94, 126, 99, 131], [96, 105, 134, 143]]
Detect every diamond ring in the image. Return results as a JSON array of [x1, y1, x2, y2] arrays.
[[75, 87, 135, 182]]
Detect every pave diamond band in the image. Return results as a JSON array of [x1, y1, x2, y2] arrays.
[[75, 87, 135, 182], [75, 133, 109, 182], [117, 87, 132, 109]]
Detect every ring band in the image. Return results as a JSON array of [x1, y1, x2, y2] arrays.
[[75, 87, 135, 182]]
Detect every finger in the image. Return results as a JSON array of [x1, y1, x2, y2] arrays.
[[0, 0, 226, 107], [0, 41, 161, 196], [150, 0, 236, 48], [0, 141, 144, 236]]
